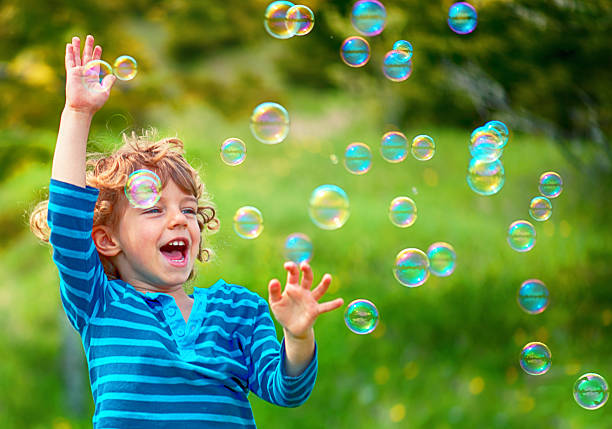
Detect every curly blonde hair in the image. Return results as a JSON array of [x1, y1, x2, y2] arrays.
[[30, 129, 219, 281]]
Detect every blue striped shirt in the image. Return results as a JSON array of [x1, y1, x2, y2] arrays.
[[47, 179, 317, 428]]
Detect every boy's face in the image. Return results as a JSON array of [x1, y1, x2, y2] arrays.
[[112, 179, 201, 290]]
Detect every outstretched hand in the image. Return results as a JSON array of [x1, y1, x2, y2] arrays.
[[64, 35, 116, 114], [268, 262, 344, 340]]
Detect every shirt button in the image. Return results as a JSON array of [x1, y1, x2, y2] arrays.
[[177, 329, 185, 337], [167, 308, 176, 316]]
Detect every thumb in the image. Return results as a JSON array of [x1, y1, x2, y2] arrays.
[[102, 74, 116, 91]]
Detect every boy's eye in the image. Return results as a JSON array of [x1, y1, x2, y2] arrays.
[[183, 208, 197, 215], [144, 208, 161, 214]]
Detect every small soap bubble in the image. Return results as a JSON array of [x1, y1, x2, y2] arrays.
[[484, 120, 509, 147], [124, 169, 162, 209], [388, 196, 417, 228], [529, 196, 552, 221], [264, 1, 297, 39], [392, 40, 413, 60], [330, 154, 339, 164], [351, 0, 386, 37], [286, 4, 315, 36], [517, 279, 549, 314], [381, 131, 408, 163], [344, 142, 372, 175], [112, 55, 138, 81], [284, 233, 313, 264], [427, 242, 456, 277], [250, 102, 290, 144], [508, 220, 536, 252], [411, 135, 435, 161], [574, 373, 609, 410], [520, 342, 551, 375], [469, 127, 504, 162], [382, 49, 412, 82], [340, 36, 370, 67], [308, 184, 350, 230], [448, 2, 478, 35], [393, 248, 430, 287], [538, 172, 563, 198], [344, 299, 379, 334], [82, 59, 113, 93], [233, 206, 264, 239], [220, 138, 247, 166], [466, 158, 505, 196]]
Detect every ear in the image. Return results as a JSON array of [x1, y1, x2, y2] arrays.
[[92, 225, 121, 257]]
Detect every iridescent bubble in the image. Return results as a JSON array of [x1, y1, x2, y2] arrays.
[[508, 220, 536, 252], [520, 342, 551, 375], [388, 196, 417, 228], [124, 169, 162, 209], [448, 2, 478, 35], [340, 36, 370, 67], [250, 102, 290, 144], [112, 55, 138, 81], [220, 138, 247, 166], [484, 120, 509, 147], [529, 196, 552, 221], [344, 142, 372, 175], [284, 232, 313, 264], [517, 279, 549, 314], [233, 206, 264, 239], [382, 49, 412, 82], [82, 59, 113, 93], [351, 0, 386, 37], [392, 40, 413, 60], [393, 248, 430, 287], [427, 242, 456, 277], [308, 184, 350, 230], [344, 299, 379, 335], [286, 4, 315, 36], [411, 135, 435, 161], [469, 127, 504, 162], [538, 171, 563, 198], [574, 373, 609, 410], [264, 1, 297, 39], [466, 158, 505, 196], [330, 154, 339, 165], [381, 131, 408, 163]]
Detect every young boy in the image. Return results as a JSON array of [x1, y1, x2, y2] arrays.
[[30, 35, 344, 428]]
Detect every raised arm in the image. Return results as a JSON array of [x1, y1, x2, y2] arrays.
[[51, 35, 115, 187]]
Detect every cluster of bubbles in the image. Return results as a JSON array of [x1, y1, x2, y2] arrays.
[[264, 1, 315, 39], [466, 120, 508, 196], [391, 243, 457, 288], [526, 171, 563, 222], [448, 2, 478, 35], [82, 55, 138, 92], [124, 169, 162, 209]]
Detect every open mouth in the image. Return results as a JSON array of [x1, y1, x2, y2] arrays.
[[159, 239, 189, 267]]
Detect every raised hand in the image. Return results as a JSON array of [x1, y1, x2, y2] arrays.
[[64, 35, 115, 114], [268, 262, 344, 339]]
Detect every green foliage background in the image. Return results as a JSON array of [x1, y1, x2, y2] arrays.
[[0, 0, 610, 428]]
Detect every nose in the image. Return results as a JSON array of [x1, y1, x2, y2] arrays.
[[168, 207, 188, 229]]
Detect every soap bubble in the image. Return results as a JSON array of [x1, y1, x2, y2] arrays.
[[466, 158, 505, 196], [448, 2, 477, 35], [393, 248, 429, 287], [344, 142, 372, 175], [427, 242, 456, 277], [284, 233, 313, 264], [538, 171, 563, 198], [112, 55, 138, 81], [264, 1, 297, 39], [381, 131, 408, 163], [517, 279, 549, 314], [220, 138, 247, 166], [340, 36, 370, 67], [574, 373, 609, 410], [529, 196, 552, 221], [286, 4, 315, 36], [351, 0, 386, 36], [344, 299, 379, 334], [411, 135, 435, 161], [233, 206, 264, 239], [392, 40, 413, 59], [469, 127, 504, 162], [382, 49, 412, 82], [250, 102, 290, 144], [124, 169, 162, 209], [484, 120, 509, 147], [388, 196, 417, 228], [520, 342, 551, 375], [508, 220, 536, 252], [308, 184, 350, 230], [82, 59, 113, 93]]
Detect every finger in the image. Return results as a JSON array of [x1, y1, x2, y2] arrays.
[[93, 45, 102, 61], [317, 297, 344, 315], [72, 37, 81, 67], [268, 279, 282, 303], [311, 273, 332, 301], [82, 35, 94, 64], [284, 261, 299, 286], [65, 44, 75, 70], [299, 262, 314, 289]]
